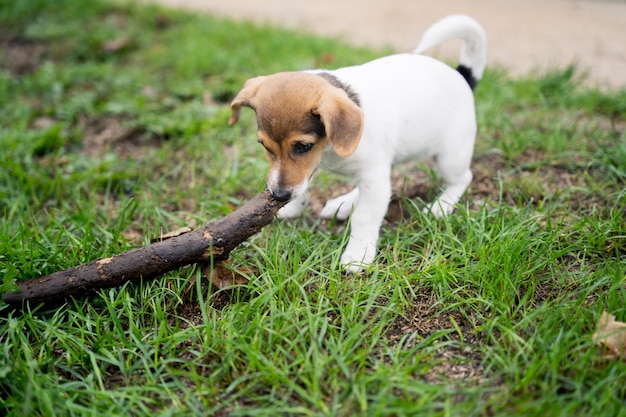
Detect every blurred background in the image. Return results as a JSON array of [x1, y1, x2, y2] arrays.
[[150, 0, 626, 89]]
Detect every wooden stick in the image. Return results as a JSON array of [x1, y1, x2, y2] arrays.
[[3, 190, 286, 307]]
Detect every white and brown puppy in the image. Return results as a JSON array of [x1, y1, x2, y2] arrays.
[[229, 15, 488, 271]]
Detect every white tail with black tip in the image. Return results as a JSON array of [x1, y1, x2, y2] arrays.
[[415, 15, 488, 90]]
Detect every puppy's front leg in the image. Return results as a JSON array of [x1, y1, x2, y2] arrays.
[[277, 192, 309, 219], [340, 176, 391, 272], [320, 187, 359, 220]]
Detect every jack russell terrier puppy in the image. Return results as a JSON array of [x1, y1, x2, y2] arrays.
[[229, 15, 488, 272]]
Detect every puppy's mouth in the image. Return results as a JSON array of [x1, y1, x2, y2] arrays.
[[268, 173, 313, 202], [269, 181, 309, 202]]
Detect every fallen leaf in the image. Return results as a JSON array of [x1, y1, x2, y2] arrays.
[[593, 310, 626, 361], [203, 261, 256, 290], [315, 52, 335, 66]]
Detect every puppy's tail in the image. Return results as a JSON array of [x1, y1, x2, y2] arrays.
[[414, 14, 487, 90]]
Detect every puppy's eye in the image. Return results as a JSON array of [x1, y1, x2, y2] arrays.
[[293, 142, 313, 155]]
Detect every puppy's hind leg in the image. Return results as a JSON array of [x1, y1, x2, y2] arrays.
[[319, 187, 360, 220], [426, 151, 473, 218]]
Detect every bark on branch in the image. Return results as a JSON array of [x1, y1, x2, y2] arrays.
[[3, 190, 286, 307]]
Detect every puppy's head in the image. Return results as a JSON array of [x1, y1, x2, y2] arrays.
[[229, 72, 364, 202]]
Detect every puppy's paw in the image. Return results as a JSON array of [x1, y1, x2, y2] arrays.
[[320, 189, 359, 220], [340, 239, 377, 273], [423, 201, 455, 218], [320, 199, 353, 220], [277, 198, 307, 219]]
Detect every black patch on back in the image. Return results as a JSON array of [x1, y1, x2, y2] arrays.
[[316, 72, 361, 106], [456, 64, 478, 91]]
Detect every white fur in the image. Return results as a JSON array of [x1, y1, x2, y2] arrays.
[[278, 15, 487, 271], [414, 14, 488, 79]]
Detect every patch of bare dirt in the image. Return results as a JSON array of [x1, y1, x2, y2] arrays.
[[471, 148, 622, 215], [0, 35, 165, 161], [385, 290, 488, 384], [352, 145, 621, 222], [79, 116, 161, 159], [0, 37, 47, 75]]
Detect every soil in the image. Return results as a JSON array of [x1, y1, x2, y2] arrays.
[[150, 0, 626, 89]]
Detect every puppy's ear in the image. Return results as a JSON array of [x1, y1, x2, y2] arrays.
[[228, 76, 267, 126], [313, 91, 364, 158]]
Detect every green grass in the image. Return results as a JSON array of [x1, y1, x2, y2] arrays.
[[1, 0, 625, 415]]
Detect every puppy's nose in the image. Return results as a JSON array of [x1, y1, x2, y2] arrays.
[[271, 188, 291, 202]]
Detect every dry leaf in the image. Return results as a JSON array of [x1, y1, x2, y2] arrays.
[[593, 310, 626, 360], [203, 261, 256, 290]]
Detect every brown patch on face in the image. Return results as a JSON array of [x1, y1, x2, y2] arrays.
[[236, 74, 339, 187], [257, 106, 325, 144], [229, 72, 364, 193], [258, 128, 329, 191]]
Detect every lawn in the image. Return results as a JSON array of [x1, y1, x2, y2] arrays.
[[0, 0, 625, 415]]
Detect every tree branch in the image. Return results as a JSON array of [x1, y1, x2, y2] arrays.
[[3, 190, 286, 307]]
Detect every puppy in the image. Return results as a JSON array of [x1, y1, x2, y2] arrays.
[[229, 15, 488, 271]]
